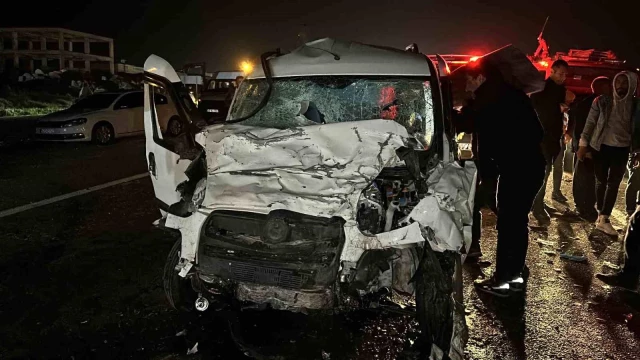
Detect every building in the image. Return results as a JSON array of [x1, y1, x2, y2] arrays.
[[0, 28, 114, 74]]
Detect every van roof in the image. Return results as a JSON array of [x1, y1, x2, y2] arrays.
[[249, 38, 432, 79]]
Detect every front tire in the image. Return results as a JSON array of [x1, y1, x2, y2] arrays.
[[163, 239, 196, 311], [92, 122, 114, 145], [415, 245, 465, 359]]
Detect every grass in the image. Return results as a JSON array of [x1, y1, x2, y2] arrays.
[[0, 89, 74, 117]]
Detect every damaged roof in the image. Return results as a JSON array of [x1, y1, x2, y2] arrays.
[[250, 38, 433, 79]]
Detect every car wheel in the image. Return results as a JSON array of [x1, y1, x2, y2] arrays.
[[167, 116, 182, 137], [92, 122, 114, 145], [163, 239, 196, 311], [415, 245, 466, 359]]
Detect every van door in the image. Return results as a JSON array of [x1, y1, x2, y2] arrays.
[[144, 55, 203, 216], [435, 54, 457, 161]]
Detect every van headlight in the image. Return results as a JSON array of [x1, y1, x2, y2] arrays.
[[62, 118, 87, 127]]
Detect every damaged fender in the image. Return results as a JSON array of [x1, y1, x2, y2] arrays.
[[340, 160, 476, 263]]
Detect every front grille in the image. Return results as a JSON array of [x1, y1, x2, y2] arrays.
[[230, 262, 311, 289], [198, 210, 345, 289]]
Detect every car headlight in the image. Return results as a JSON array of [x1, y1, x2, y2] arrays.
[[62, 118, 87, 127]]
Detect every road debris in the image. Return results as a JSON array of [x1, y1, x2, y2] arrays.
[[544, 250, 557, 256], [322, 350, 331, 359], [187, 342, 199, 355], [603, 261, 621, 271], [560, 253, 588, 262], [537, 239, 555, 246], [176, 329, 187, 337]]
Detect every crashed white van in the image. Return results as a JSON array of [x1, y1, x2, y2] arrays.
[[143, 38, 476, 359]]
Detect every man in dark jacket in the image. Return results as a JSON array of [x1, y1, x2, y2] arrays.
[[530, 60, 569, 223], [461, 62, 546, 297], [567, 77, 611, 221], [454, 100, 497, 261]]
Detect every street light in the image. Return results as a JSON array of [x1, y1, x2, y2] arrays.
[[240, 60, 254, 75]]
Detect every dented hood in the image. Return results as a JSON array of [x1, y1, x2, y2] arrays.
[[196, 120, 410, 221]]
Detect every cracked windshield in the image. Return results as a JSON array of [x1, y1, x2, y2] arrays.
[[229, 76, 435, 147]]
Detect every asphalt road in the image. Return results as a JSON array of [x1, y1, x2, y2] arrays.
[[1, 128, 639, 359]]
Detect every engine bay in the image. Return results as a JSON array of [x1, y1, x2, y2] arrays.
[[356, 167, 422, 236]]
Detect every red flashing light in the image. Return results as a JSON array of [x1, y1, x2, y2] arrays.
[[539, 60, 549, 68], [470, 56, 480, 62]]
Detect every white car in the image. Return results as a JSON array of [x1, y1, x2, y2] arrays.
[[35, 91, 182, 145], [144, 39, 476, 359]]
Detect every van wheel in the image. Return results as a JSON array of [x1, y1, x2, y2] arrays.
[[414, 245, 466, 359], [167, 116, 182, 137], [163, 239, 196, 311], [92, 122, 114, 145]]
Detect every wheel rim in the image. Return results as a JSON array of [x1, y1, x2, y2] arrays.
[[169, 120, 182, 136], [96, 126, 112, 144]]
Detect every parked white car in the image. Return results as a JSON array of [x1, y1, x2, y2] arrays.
[[144, 39, 476, 359], [35, 91, 182, 145]]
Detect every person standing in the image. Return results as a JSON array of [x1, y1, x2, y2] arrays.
[[567, 77, 611, 220], [551, 90, 576, 203], [530, 60, 570, 223], [461, 61, 546, 297], [596, 191, 640, 290], [453, 104, 498, 260], [578, 71, 640, 235], [626, 114, 640, 216]]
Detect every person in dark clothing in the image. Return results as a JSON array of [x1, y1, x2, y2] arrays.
[[578, 71, 640, 235], [627, 156, 640, 216], [567, 77, 611, 221], [453, 107, 497, 260], [530, 60, 569, 224], [627, 87, 640, 214], [461, 62, 546, 297], [596, 191, 640, 291]]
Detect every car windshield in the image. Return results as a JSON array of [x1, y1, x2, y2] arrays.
[[228, 76, 435, 147], [70, 93, 120, 110]]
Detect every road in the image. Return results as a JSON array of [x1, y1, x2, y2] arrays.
[[0, 126, 639, 359]]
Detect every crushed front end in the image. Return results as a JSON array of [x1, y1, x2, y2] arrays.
[[146, 38, 477, 360]]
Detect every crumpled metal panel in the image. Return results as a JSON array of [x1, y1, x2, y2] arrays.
[[165, 210, 210, 263], [407, 161, 477, 253], [198, 119, 409, 219]]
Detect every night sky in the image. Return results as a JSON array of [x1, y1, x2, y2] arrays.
[[2, 0, 638, 71]]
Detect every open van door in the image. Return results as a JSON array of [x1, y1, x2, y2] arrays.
[[144, 55, 203, 217]]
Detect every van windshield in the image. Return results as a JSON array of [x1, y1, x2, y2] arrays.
[[228, 76, 435, 148]]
